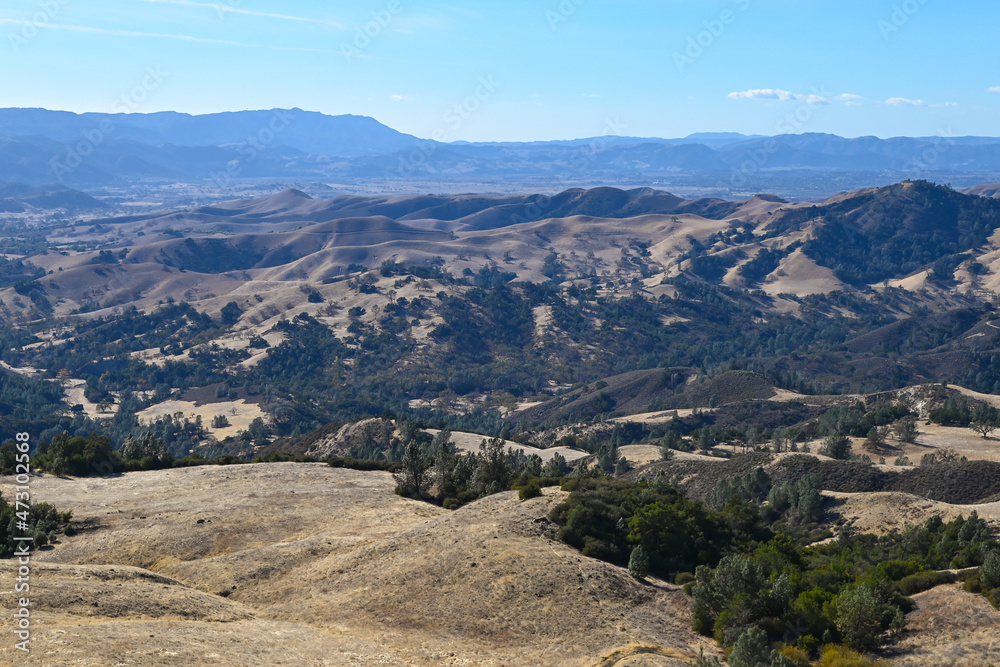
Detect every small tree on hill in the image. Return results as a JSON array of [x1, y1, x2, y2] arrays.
[[120, 432, 167, 462], [394, 441, 431, 499], [471, 437, 512, 496], [628, 545, 649, 581], [771, 427, 790, 454], [981, 549, 1000, 590], [615, 456, 632, 475], [541, 452, 568, 477], [836, 583, 903, 652], [728, 626, 770, 667], [433, 433, 457, 495], [220, 301, 242, 326], [863, 426, 889, 454], [660, 431, 682, 459], [937, 447, 962, 463], [820, 434, 852, 460], [892, 418, 918, 443], [970, 404, 1000, 439], [698, 429, 716, 452]]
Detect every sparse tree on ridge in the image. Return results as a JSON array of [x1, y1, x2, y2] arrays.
[[471, 437, 512, 496], [628, 545, 649, 581], [394, 441, 431, 499], [970, 404, 1000, 439], [120, 432, 167, 462], [863, 426, 889, 454], [541, 452, 568, 477], [820, 434, 852, 460]]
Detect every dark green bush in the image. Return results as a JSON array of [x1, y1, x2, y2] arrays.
[[34, 432, 122, 477], [327, 457, 401, 472], [896, 570, 956, 596], [518, 481, 542, 501], [675, 571, 696, 586]]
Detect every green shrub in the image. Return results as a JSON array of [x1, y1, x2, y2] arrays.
[[34, 432, 122, 477], [675, 571, 696, 586], [628, 545, 649, 580], [690, 648, 723, 667], [835, 584, 901, 652], [896, 570, 956, 596], [982, 549, 1000, 589], [728, 626, 770, 667], [518, 481, 542, 501], [773, 644, 810, 666], [327, 457, 401, 472]]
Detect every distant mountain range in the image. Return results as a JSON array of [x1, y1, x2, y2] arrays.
[[0, 182, 106, 213], [2, 108, 1000, 193]]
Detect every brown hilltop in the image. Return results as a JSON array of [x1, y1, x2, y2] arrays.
[[0, 464, 717, 666]]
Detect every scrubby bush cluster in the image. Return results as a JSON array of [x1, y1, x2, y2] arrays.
[[548, 476, 1000, 663], [392, 430, 566, 508], [0, 494, 72, 558]]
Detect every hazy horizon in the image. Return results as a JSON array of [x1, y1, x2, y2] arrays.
[[2, 1, 999, 142], [0, 105, 991, 144]]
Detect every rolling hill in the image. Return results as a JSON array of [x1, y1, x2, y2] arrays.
[[7, 179, 1000, 454], [6, 173, 1000, 666], [0, 464, 718, 666]]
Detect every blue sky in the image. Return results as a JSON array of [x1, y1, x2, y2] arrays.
[[1, 0, 997, 142]]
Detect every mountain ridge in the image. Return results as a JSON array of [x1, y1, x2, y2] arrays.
[[4, 108, 1000, 194]]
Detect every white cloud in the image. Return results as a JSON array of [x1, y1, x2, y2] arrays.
[[728, 89, 829, 105], [835, 93, 864, 106], [390, 94, 412, 103], [989, 86, 1000, 93], [728, 88, 797, 101], [931, 101, 959, 108], [582, 93, 600, 98], [885, 97, 926, 106]]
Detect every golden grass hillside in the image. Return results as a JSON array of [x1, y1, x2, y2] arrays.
[[0, 464, 716, 666], [4, 463, 1000, 665]]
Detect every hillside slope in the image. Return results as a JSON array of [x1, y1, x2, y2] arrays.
[[0, 464, 717, 666]]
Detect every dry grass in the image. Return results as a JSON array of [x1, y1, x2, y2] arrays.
[[888, 584, 1000, 666], [882, 423, 1000, 464], [0, 464, 717, 666], [135, 399, 267, 442], [761, 248, 846, 297], [1, 463, 997, 665], [430, 429, 590, 463], [825, 490, 1000, 536]]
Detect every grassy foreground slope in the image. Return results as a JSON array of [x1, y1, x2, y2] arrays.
[[0, 464, 715, 666]]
